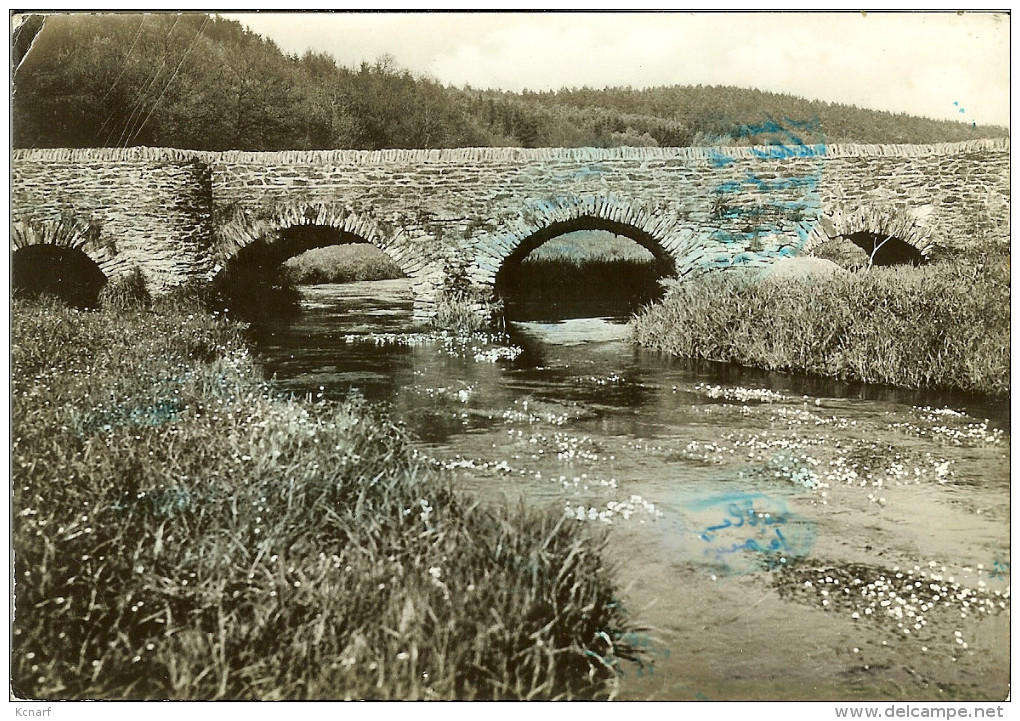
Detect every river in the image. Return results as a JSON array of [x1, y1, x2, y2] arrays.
[[251, 278, 1010, 702]]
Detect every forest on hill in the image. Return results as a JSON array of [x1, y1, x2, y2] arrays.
[[12, 13, 1008, 151]]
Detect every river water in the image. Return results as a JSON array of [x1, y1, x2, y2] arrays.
[[252, 278, 1010, 702]]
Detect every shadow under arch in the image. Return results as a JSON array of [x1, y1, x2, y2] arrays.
[[13, 244, 108, 308], [214, 223, 411, 318], [493, 216, 677, 320], [807, 204, 932, 267], [838, 231, 925, 267]]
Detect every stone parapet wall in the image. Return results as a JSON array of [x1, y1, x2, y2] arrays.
[[12, 137, 1007, 165], [10, 138, 1009, 295]]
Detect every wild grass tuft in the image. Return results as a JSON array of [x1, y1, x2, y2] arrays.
[[12, 300, 639, 700], [98, 268, 151, 311], [631, 260, 1009, 397], [430, 291, 502, 335]]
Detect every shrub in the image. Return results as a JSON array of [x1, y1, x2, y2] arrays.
[[279, 244, 404, 285], [430, 290, 502, 334], [430, 254, 503, 334]]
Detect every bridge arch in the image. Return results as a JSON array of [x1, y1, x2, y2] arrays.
[[472, 195, 698, 290], [11, 217, 137, 307], [805, 203, 933, 266], [213, 202, 424, 282], [12, 216, 128, 280]]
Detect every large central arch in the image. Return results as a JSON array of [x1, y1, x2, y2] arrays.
[[471, 195, 698, 291]]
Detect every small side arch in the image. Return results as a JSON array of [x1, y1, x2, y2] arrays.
[[12, 216, 129, 280], [12, 217, 135, 307], [804, 203, 933, 266]]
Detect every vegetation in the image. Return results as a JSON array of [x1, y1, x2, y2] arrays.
[[12, 293, 641, 700], [430, 292, 497, 335], [279, 244, 404, 285], [13, 13, 1005, 151], [631, 257, 1010, 397], [96, 267, 152, 310]]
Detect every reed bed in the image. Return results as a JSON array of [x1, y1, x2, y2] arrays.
[[632, 261, 1009, 397]]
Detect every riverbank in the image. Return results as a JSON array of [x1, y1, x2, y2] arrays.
[[12, 295, 640, 700], [631, 259, 1009, 398]]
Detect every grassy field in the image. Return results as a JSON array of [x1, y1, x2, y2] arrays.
[[525, 231, 655, 264], [279, 244, 405, 285], [12, 291, 642, 700], [631, 258, 1010, 397]]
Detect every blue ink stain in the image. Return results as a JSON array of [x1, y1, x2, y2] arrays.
[[686, 490, 817, 574], [699, 115, 825, 261], [990, 560, 1010, 580], [79, 399, 184, 437]]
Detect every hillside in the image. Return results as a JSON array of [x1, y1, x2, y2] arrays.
[[12, 13, 1008, 151]]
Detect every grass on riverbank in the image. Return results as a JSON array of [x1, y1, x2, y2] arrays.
[[631, 260, 1009, 397], [12, 294, 641, 700]]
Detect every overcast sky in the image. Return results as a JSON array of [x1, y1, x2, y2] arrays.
[[223, 11, 1009, 129]]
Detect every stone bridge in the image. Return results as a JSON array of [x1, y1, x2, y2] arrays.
[[11, 138, 1009, 314]]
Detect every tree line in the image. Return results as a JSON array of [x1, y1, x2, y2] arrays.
[[13, 13, 1006, 151]]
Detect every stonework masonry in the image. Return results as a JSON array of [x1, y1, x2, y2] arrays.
[[11, 139, 1009, 310]]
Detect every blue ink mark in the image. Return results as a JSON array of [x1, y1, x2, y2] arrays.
[[615, 632, 709, 698], [698, 115, 826, 267], [78, 399, 184, 437], [990, 559, 1010, 580], [687, 490, 816, 573], [617, 632, 674, 682], [551, 163, 609, 183]]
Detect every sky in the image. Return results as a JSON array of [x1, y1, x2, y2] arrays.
[[224, 11, 1010, 129]]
